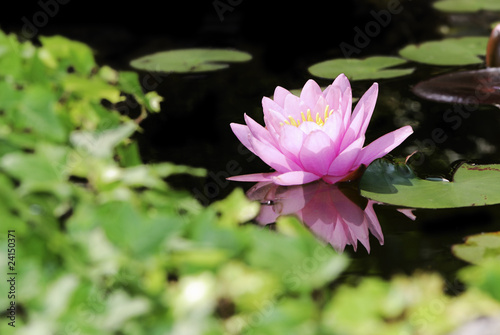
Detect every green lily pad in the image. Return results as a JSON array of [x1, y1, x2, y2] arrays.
[[129, 48, 252, 73], [452, 232, 500, 264], [359, 159, 500, 209], [399, 37, 489, 66], [308, 56, 414, 81], [433, 0, 500, 13]]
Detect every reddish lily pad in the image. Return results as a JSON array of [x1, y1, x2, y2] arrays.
[[412, 68, 500, 105]]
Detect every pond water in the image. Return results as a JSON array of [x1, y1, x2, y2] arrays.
[[7, 0, 500, 288]]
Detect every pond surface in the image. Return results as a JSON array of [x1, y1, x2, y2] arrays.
[[7, 0, 500, 287]]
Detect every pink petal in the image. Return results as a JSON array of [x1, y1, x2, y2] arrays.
[[328, 136, 365, 176], [272, 171, 321, 186], [300, 79, 323, 109], [365, 202, 384, 245], [397, 208, 417, 221], [329, 219, 350, 252], [299, 130, 336, 176], [322, 110, 344, 151], [344, 217, 370, 252], [263, 108, 287, 136], [262, 96, 283, 115], [324, 86, 343, 119], [244, 114, 274, 146], [251, 136, 301, 173], [298, 121, 322, 135], [338, 102, 365, 152], [283, 93, 302, 119], [256, 206, 280, 224], [227, 172, 280, 182], [321, 175, 346, 184], [278, 124, 305, 164], [328, 74, 353, 129], [332, 73, 351, 93], [350, 82, 378, 136], [262, 97, 285, 131], [355, 125, 413, 166], [230, 123, 255, 155], [273, 86, 292, 107]]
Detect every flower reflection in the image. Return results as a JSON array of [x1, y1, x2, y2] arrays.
[[247, 180, 385, 253]]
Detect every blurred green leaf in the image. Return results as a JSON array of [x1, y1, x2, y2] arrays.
[[399, 37, 488, 66], [308, 56, 414, 81], [70, 122, 137, 158], [433, 0, 500, 13], [97, 201, 185, 257], [452, 231, 500, 264], [246, 217, 348, 292], [460, 259, 500, 303], [39, 35, 96, 74], [130, 48, 252, 73]]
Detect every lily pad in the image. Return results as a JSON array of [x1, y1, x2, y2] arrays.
[[359, 159, 500, 209], [399, 37, 489, 66], [308, 56, 414, 81], [412, 68, 500, 105], [129, 48, 252, 73], [433, 0, 500, 13], [452, 231, 500, 264]]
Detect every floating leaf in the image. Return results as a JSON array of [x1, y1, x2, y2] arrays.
[[412, 68, 500, 104], [359, 159, 500, 208], [129, 48, 252, 73], [452, 231, 500, 264], [308, 56, 414, 81], [399, 37, 489, 66], [433, 0, 500, 13]]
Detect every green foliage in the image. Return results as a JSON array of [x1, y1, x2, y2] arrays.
[[433, 0, 500, 13], [1, 29, 500, 335], [130, 48, 252, 73], [453, 232, 500, 264], [399, 37, 489, 66], [360, 159, 500, 208], [308, 56, 414, 81]]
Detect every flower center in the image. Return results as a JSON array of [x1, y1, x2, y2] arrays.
[[281, 105, 334, 127]]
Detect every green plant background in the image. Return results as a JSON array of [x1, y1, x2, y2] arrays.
[[1, 30, 500, 335]]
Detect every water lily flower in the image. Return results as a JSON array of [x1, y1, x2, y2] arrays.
[[229, 74, 413, 185]]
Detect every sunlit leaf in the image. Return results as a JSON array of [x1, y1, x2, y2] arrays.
[[399, 37, 488, 66], [308, 56, 414, 81], [70, 122, 137, 158], [360, 159, 500, 208], [129, 48, 252, 73], [452, 231, 500, 264], [39, 35, 96, 75], [433, 0, 500, 13]]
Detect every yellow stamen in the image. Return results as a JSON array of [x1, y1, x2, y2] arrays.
[[281, 105, 335, 128]]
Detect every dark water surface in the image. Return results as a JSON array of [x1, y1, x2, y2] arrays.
[[3, 0, 500, 284]]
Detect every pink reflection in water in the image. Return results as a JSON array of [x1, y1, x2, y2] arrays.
[[247, 181, 386, 253]]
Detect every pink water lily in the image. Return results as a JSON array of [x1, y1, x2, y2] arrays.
[[229, 74, 413, 185]]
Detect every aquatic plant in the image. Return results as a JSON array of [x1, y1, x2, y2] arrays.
[[229, 75, 413, 185]]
